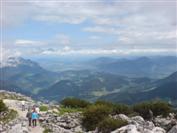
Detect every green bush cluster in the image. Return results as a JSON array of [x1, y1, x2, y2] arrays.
[[82, 103, 129, 132], [95, 100, 132, 115], [60, 98, 174, 131], [82, 104, 112, 131], [40, 105, 48, 112], [95, 100, 115, 107], [61, 98, 91, 108], [0, 109, 18, 123], [59, 106, 83, 115], [133, 100, 172, 119], [112, 104, 132, 115], [0, 100, 8, 112], [43, 128, 52, 133], [98, 117, 128, 133], [151, 101, 172, 117]]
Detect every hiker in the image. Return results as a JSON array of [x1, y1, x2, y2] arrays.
[[32, 110, 39, 127], [35, 106, 40, 115], [26, 108, 32, 126], [21, 100, 25, 111]]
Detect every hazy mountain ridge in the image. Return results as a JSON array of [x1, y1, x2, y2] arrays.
[[100, 71, 177, 105], [93, 56, 177, 78], [32, 56, 177, 79], [0, 56, 177, 104]]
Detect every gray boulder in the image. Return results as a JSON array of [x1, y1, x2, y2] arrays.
[[168, 125, 177, 133]]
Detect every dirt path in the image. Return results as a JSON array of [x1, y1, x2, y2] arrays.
[[3, 99, 44, 133]]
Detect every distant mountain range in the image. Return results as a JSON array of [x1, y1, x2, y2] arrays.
[[100, 72, 177, 105], [0, 56, 177, 105], [89, 56, 177, 78], [33, 56, 177, 78]]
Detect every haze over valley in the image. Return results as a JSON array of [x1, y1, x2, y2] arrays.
[[0, 56, 176, 106]]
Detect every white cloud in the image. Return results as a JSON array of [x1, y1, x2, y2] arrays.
[[2, 0, 177, 56], [40, 47, 177, 56], [1, 1, 35, 28], [0, 47, 22, 61], [89, 36, 101, 40], [63, 46, 71, 51], [83, 26, 117, 34], [15, 39, 45, 46]]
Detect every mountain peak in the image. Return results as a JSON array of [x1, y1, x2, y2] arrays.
[[0, 57, 39, 68]]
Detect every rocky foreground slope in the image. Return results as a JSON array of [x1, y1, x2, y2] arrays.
[[0, 91, 177, 133], [39, 111, 177, 133], [0, 91, 44, 133]]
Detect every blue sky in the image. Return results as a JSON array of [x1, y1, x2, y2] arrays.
[[1, 0, 177, 59]]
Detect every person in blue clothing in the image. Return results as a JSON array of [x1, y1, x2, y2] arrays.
[[32, 109, 39, 127]]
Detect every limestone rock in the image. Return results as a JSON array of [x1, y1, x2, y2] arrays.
[[168, 125, 177, 133]]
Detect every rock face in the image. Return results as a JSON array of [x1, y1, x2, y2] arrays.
[[111, 124, 140, 133], [0, 116, 29, 133], [0, 92, 41, 133], [40, 112, 177, 133], [168, 125, 177, 133], [0, 90, 33, 102], [1, 91, 177, 133], [40, 112, 83, 133], [154, 114, 177, 131], [111, 114, 177, 133]]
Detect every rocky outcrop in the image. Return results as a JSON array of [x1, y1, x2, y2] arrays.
[[40, 111, 177, 133], [1, 91, 177, 133], [0, 90, 33, 102], [0, 92, 40, 133], [168, 125, 177, 133], [111, 114, 166, 133], [0, 116, 29, 133], [154, 113, 177, 131], [40, 112, 83, 133]]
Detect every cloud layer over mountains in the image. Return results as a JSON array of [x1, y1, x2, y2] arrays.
[[1, 0, 177, 58]]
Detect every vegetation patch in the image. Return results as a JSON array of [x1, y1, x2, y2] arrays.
[[40, 105, 49, 112], [133, 100, 173, 119], [58, 106, 83, 115], [95, 100, 132, 115], [43, 128, 52, 133], [98, 117, 128, 133], [58, 98, 174, 131], [0, 93, 27, 101], [82, 104, 112, 131], [0, 100, 8, 112], [112, 104, 132, 115], [61, 98, 91, 108], [0, 109, 18, 123]]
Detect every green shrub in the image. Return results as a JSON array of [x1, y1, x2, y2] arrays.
[[0, 109, 18, 123], [98, 117, 128, 133], [151, 101, 172, 117], [133, 100, 172, 119], [61, 98, 91, 108], [95, 100, 115, 107], [112, 104, 132, 115], [133, 101, 152, 120], [59, 106, 83, 115], [95, 100, 132, 115], [0, 100, 7, 112], [40, 105, 48, 112], [43, 128, 52, 133], [82, 104, 112, 131]]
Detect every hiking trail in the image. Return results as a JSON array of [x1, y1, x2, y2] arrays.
[[3, 99, 44, 133]]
